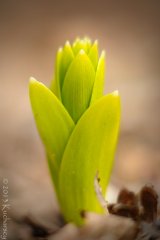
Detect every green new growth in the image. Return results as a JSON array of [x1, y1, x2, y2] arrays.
[[29, 38, 121, 225]]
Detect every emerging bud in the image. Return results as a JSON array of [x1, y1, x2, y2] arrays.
[[52, 38, 105, 122], [29, 37, 120, 225]]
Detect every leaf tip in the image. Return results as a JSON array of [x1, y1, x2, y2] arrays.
[[112, 90, 119, 97], [29, 76, 37, 84], [94, 39, 98, 45], [58, 47, 63, 53], [29, 77, 39, 93], [29, 77, 43, 91], [101, 50, 106, 58], [65, 40, 71, 48], [29, 77, 45, 97], [79, 49, 86, 55]]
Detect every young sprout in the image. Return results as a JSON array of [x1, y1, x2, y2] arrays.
[[51, 38, 105, 123], [29, 38, 120, 225]]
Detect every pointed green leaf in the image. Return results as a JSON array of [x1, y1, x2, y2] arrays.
[[84, 37, 92, 52], [50, 48, 63, 99], [88, 40, 99, 70], [29, 78, 75, 190], [90, 51, 105, 105], [59, 91, 120, 225], [62, 50, 96, 123], [59, 42, 74, 89]]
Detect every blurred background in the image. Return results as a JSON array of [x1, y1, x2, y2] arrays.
[[0, 0, 160, 229]]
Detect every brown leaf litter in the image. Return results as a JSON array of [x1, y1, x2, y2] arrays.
[[9, 183, 160, 240]]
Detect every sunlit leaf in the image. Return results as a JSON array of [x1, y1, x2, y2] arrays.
[[50, 48, 63, 99], [84, 37, 92, 52], [90, 51, 105, 105], [59, 91, 120, 225], [59, 42, 74, 90], [62, 50, 95, 122], [88, 40, 99, 70], [29, 78, 75, 191]]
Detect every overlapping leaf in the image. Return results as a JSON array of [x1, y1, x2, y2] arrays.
[[59, 42, 74, 90], [90, 51, 105, 104], [59, 91, 120, 225], [62, 50, 96, 122], [88, 40, 99, 70], [29, 78, 75, 191], [50, 48, 63, 99]]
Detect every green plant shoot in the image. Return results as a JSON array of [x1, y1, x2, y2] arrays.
[[29, 38, 120, 225]]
